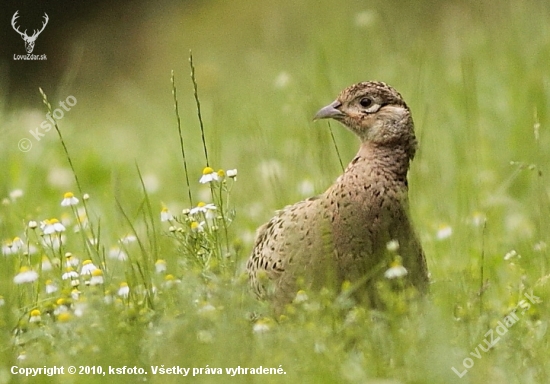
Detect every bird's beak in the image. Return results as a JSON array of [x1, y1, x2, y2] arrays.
[[313, 100, 344, 121]]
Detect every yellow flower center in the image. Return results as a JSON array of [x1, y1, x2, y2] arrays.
[[64, 192, 74, 199], [30, 309, 41, 317], [58, 312, 72, 322], [202, 166, 214, 175], [91, 269, 103, 276], [197, 202, 206, 207]]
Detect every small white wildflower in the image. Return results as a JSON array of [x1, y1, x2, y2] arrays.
[[41, 218, 66, 235], [2, 239, 20, 255], [155, 259, 167, 274], [386, 240, 400, 252], [226, 169, 238, 180], [9, 189, 24, 201], [29, 309, 41, 323], [384, 259, 408, 279], [80, 260, 98, 275], [162, 274, 181, 289], [45, 279, 58, 294], [504, 250, 521, 260], [120, 235, 137, 244], [109, 246, 128, 261], [253, 319, 272, 334], [190, 221, 205, 233], [471, 211, 486, 227], [294, 290, 308, 303], [298, 180, 314, 196], [189, 202, 216, 218], [61, 192, 79, 206], [54, 299, 69, 316], [197, 301, 216, 314], [83, 193, 90, 200], [71, 288, 81, 301], [160, 207, 173, 222], [13, 266, 39, 284], [118, 282, 130, 298], [41, 256, 53, 271], [90, 269, 104, 285], [65, 253, 80, 267], [28, 220, 38, 229], [199, 167, 219, 184], [62, 267, 79, 280], [436, 224, 452, 240]]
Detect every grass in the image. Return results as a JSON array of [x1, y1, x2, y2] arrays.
[[1, 0, 550, 382]]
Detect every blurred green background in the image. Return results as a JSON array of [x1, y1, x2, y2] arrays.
[[1, 0, 550, 382]]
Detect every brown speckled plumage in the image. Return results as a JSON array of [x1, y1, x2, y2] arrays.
[[246, 81, 428, 311]]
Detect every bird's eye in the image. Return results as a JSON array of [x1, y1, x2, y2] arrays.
[[359, 98, 372, 108]]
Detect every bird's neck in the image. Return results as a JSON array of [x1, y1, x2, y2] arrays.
[[351, 141, 412, 181]]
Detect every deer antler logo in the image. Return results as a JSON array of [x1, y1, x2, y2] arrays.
[[11, 11, 49, 54]]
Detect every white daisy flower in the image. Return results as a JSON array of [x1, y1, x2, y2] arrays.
[[504, 250, 521, 260], [190, 221, 205, 233], [253, 319, 272, 334], [29, 309, 41, 323], [62, 267, 79, 280], [160, 207, 173, 222], [120, 235, 137, 244], [80, 260, 97, 275], [118, 282, 130, 298], [108, 246, 128, 261], [384, 259, 408, 279], [41, 218, 66, 235], [65, 253, 80, 267], [226, 169, 238, 179], [45, 280, 58, 294], [71, 288, 81, 301], [90, 269, 104, 285], [199, 167, 219, 184], [61, 192, 79, 206], [155, 259, 167, 274], [9, 189, 24, 201], [386, 239, 400, 252], [436, 224, 452, 240], [41, 256, 53, 271], [13, 266, 39, 284], [189, 202, 217, 218]]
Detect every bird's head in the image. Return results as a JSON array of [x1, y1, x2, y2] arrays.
[[314, 81, 417, 158]]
